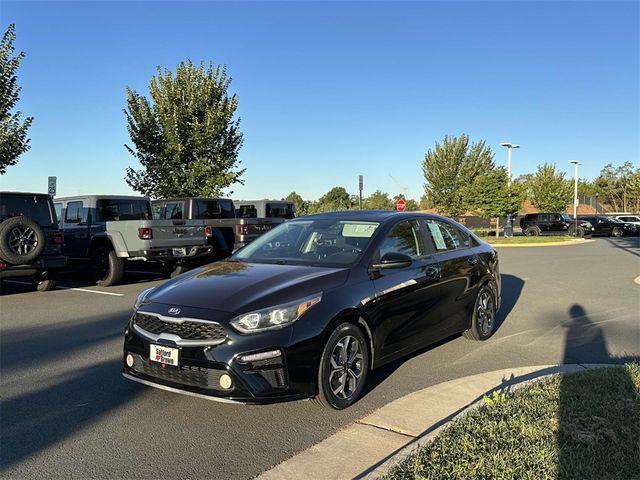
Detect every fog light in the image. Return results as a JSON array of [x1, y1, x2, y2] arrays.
[[238, 350, 282, 363], [126, 353, 135, 368], [219, 373, 232, 389]]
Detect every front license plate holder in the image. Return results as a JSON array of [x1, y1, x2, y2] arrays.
[[150, 344, 180, 368]]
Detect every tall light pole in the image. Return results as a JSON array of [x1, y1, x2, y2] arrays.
[[499, 142, 520, 236], [569, 160, 581, 235]]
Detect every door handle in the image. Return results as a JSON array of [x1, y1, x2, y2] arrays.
[[425, 266, 439, 278], [467, 256, 479, 266]]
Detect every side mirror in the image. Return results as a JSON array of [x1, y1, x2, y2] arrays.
[[372, 252, 413, 270]]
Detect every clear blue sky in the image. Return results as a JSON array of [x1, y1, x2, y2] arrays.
[[1, 0, 638, 201]]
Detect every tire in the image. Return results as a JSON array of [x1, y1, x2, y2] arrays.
[[568, 225, 585, 238], [315, 323, 370, 410], [524, 226, 540, 237], [464, 284, 498, 341], [90, 246, 124, 287], [0, 216, 45, 264], [34, 279, 57, 291], [612, 227, 623, 237], [161, 263, 189, 278]]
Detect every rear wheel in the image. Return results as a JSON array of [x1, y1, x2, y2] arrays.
[[90, 246, 124, 287], [33, 278, 57, 291], [524, 226, 540, 236], [612, 227, 623, 237], [315, 323, 369, 410], [464, 284, 497, 341]]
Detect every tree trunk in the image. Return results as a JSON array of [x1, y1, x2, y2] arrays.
[[495, 217, 500, 237]]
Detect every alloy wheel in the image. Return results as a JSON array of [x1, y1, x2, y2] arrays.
[[8, 226, 38, 255], [477, 290, 495, 336], [328, 335, 364, 400]]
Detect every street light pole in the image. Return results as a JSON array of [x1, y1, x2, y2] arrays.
[[499, 142, 521, 237], [569, 160, 581, 235]]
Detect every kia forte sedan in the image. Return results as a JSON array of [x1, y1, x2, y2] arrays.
[[122, 211, 500, 409]]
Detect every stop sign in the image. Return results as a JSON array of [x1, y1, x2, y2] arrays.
[[396, 198, 406, 212]]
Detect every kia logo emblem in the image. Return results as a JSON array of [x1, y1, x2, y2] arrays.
[[167, 307, 181, 316]]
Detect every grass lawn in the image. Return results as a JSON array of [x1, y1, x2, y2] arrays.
[[385, 364, 640, 480], [482, 235, 577, 245]]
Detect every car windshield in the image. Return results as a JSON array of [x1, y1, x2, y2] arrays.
[[561, 213, 571, 221], [232, 219, 380, 267]]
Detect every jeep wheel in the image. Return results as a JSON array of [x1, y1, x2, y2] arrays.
[[0, 216, 45, 264], [524, 226, 540, 236], [90, 246, 124, 287], [33, 279, 57, 291], [568, 225, 585, 237]]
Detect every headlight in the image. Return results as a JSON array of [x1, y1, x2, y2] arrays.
[[134, 287, 156, 309], [230, 294, 322, 334]]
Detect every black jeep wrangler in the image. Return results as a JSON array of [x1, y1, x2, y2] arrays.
[[519, 213, 594, 237], [0, 192, 66, 291]]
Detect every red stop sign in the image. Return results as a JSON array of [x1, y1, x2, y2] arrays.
[[396, 199, 406, 212]]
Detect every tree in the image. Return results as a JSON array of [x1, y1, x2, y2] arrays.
[[364, 190, 394, 210], [594, 162, 639, 212], [285, 191, 309, 216], [422, 134, 495, 217], [462, 167, 526, 236], [311, 186, 351, 213], [0, 24, 33, 174], [124, 60, 244, 198], [529, 163, 573, 212]]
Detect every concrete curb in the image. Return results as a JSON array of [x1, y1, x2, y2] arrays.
[[258, 363, 615, 480], [490, 239, 596, 248]]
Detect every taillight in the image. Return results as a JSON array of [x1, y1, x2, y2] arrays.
[[53, 232, 64, 245], [138, 227, 153, 240], [0, 261, 6, 270], [204, 225, 213, 238], [237, 225, 249, 236]]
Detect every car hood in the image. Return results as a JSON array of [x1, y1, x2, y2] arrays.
[[143, 261, 350, 314]]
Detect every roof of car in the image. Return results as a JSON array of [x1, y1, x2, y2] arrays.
[[293, 210, 452, 223], [54, 195, 148, 201], [1, 191, 50, 196]]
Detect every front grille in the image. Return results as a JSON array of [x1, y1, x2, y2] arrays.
[[130, 354, 226, 390], [134, 312, 226, 342]]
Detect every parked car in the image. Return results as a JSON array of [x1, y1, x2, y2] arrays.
[[54, 195, 212, 286], [519, 213, 593, 237], [579, 215, 638, 237], [0, 192, 65, 291], [234, 199, 296, 220], [122, 211, 500, 409], [151, 197, 285, 260], [615, 215, 640, 227]]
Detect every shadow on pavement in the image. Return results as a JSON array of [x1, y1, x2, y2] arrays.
[[494, 274, 524, 330], [604, 235, 640, 257]]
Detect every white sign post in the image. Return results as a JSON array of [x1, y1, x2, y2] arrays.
[[48, 176, 57, 197]]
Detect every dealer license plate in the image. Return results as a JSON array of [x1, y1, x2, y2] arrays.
[[150, 344, 179, 367], [172, 247, 187, 256]]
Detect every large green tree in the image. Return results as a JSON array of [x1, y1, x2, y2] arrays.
[[0, 24, 32, 174], [310, 186, 352, 213], [422, 134, 496, 217], [124, 60, 244, 198], [594, 162, 639, 212], [462, 167, 526, 236], [364, 190, 394, 210], [529, 163, 573, 212], [285, 191, 309, 216]]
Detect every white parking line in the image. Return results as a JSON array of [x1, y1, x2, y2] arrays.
[[2, 280, 124, 296], [635, 276, 640, 285]]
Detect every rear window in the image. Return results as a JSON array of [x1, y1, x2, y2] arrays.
[[96, 199, 152, 221], [266, 203, 295, 219], [0, 194, 55, 226], [195, 199, 235, 219]]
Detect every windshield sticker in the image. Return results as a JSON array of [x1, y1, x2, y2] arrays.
[[428, 223, 447, 250], [342, 223, 378, 238]]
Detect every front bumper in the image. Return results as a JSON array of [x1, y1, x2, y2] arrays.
[[122, 308, 321, 403], [0, 255, 66, 279]]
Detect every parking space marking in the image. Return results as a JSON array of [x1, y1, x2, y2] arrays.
[[3, 280, 124, 297], [634, 276, 640, 285]]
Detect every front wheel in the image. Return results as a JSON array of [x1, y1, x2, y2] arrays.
[[316, 323, 370, 410], [464, 284, 497, 341], [612, 227, 623, 237], [33, 278, 56, 291], [524, 226, 540, 236]]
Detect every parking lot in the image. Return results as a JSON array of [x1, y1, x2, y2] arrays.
[[1, 236, 639, 479]]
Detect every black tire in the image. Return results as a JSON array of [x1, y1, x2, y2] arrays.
[[34, 279, 56, 291], [161, 263, 190, 278], [464, 284, 497, 341], [0, 216, 45, 264], [524, 226, 540, 237], [90, 246, 124, 287], [315, 323, 370, 410], [612, 227, 623, 237], [568, 225, 585, 238]]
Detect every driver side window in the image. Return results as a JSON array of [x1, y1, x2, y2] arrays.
[[378, 220, 424, 259]]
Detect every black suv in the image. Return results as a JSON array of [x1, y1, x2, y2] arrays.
[[519, 213, 594, 237], [578, 216, 639, 237], [0, 192, 66, 291]]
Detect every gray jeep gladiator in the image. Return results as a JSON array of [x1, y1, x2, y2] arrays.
[[54, 195, 212, 286]]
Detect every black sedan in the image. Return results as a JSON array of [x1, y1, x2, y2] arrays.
[[122, 211, 501, 409], [579, 215, 639, 237]]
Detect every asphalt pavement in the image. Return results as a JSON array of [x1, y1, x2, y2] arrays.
[[1, 236, 639, 479]]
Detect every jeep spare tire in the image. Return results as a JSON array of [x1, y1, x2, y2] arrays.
[[0, 216, 45, 264]]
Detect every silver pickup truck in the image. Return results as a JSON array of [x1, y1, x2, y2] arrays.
[[54, 195, 212, 286]]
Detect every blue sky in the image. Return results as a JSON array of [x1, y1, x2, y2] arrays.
[[1, 0, 638, 201]]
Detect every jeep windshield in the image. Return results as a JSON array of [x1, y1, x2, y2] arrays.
[[232, 219, 379, 267], [0, 194, 55, 226], [561, 213, 572, 222]]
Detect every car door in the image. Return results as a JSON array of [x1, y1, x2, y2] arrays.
[[61, 200, 90, 258], [366, 219, 443, 363], [422, 219, 484, 337], [549, 214, 564, 232]]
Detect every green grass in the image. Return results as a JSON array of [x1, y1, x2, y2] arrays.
[[482, 235, 576, 245], [385, 364, 640, 480]]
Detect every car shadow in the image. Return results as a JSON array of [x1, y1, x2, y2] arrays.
[[603, 235, 640, 258]]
